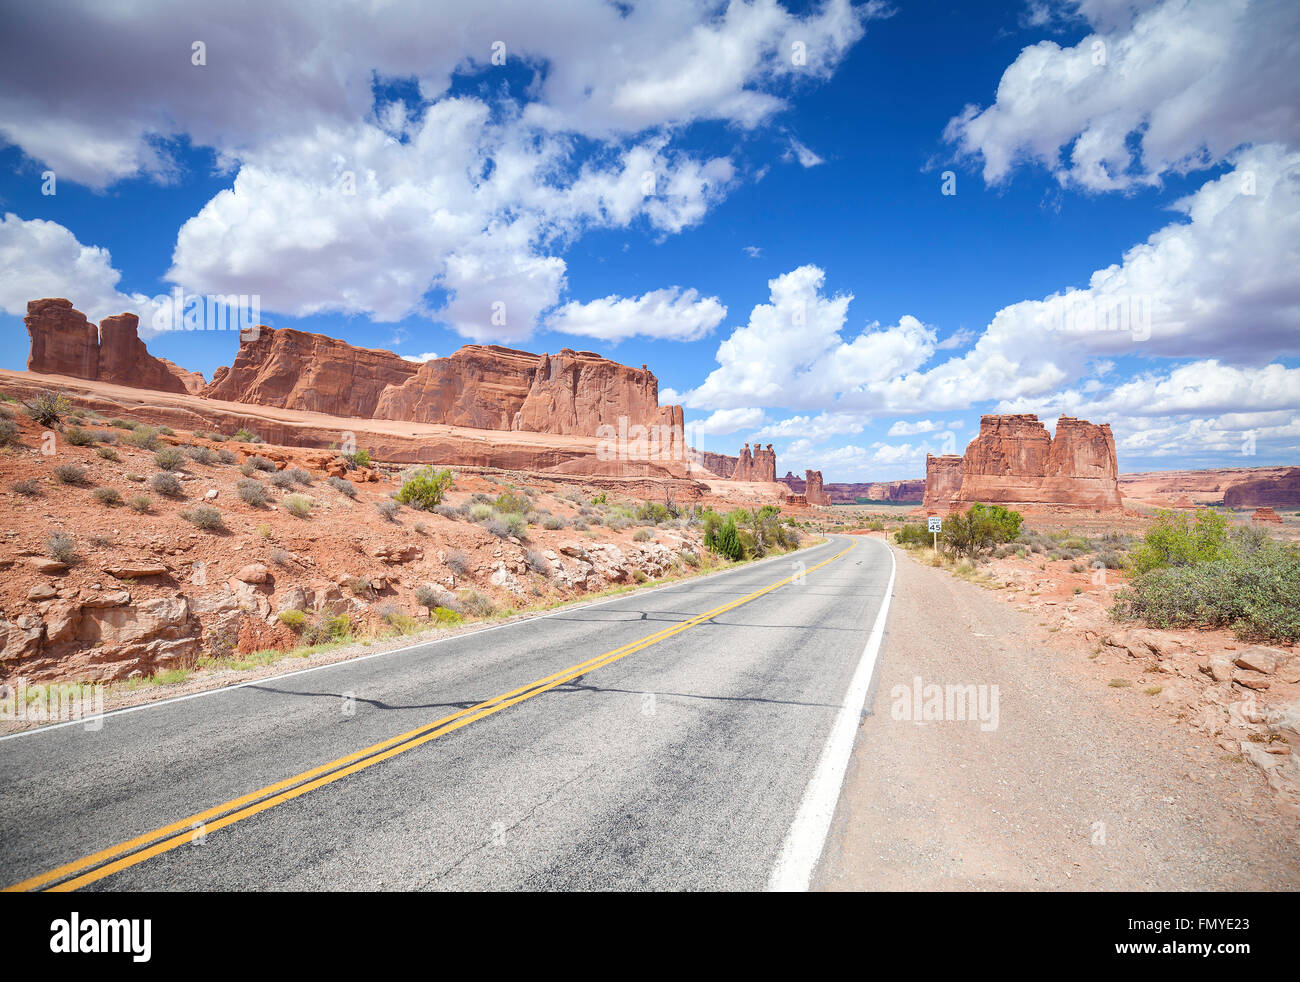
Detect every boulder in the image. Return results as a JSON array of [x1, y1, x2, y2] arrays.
[[104, 561, 168, 578], [1234, 647, 1282, 675], [234, 563, 269, 584], [26, 583, 57, 601]]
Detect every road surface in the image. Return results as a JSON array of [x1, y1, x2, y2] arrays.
[[0, 534, 892, 891]]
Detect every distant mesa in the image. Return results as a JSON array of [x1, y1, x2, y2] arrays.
[[923, 414, 1122, 511], [1224, 468, 1300, 508], [23, 298, 682, 442]]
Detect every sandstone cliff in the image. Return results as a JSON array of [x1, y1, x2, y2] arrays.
[[923, 416, 1122, 511], [25, 299, 201, 394], [1223, 468, 1300, 508], [697, 451, 737, 479], [804, 469, 831, 506], [732, 443, 777, 483]]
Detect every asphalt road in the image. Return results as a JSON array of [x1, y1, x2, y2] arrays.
[[0, 534, 892, 891]]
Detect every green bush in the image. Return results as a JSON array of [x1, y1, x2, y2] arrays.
[[237, 478, 270, 507], [64, 426, 96, 446], [53, 463, 87, 485], [127, 494, 151, 513], [185, 445, 217, 466], [712, 517, 744, 561], [344, 448, 371, 468], [277, 609, 306, 630], [894, 523, 932, 548], [96, 446, 120, 461], [149, 471, 183, 497], [1129, 509, 1231, 575], [92, 486, 122, 507], [232, 428, 261, 443], [967, 503, 1023, 543], [434, 606, 464, 626], [1112, 541, 1300, 644], [396, 466, 453, 510], [23, 391, 71, 428], [458, 588, 497, 618], [123, 426, 162, 450]]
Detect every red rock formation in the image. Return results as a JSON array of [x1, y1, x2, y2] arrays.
[[822, 479, 925, 504], [1224, 468, 1300, 508], [1251, 507, 1283, 524], [779, 471, 805, 493], [921, 454, 963, 511], [26, 299, 99, 380], [732, 443, 777, 482], [805, 469, 831, 506], [698, 451, 737, 479], [26, 299, 202, 394], [205, 326, 420, 417], [924, 415, 1122, 511]]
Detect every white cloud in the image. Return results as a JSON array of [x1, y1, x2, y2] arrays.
[[784, 138, 825, 167], [946, 0, 1300, 190], [0, 213, 161, 327], [744, 245, 763, 258], [888, 419, 943, 436], [546, 287, 726, 342], [401, 352, 439, 363], [752, 411, 871, 441], [690, 407, 767, 435], [682, 265, 938, 410]]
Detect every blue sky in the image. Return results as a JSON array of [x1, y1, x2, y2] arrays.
[[1, 0, 1297, 481]]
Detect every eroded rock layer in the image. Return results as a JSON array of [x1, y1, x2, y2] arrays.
[[923, 415, 1122, 511]]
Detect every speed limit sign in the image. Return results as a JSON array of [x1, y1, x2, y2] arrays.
[[927, 516, 942, 533]]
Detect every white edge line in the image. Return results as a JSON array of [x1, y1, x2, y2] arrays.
[[766, 535, 896, 892], [0, 534, 843, 743]]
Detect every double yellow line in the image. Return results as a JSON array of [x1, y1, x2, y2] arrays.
[[6, 539, 854, 892]]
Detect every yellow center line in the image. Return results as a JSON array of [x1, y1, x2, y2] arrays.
[[8, 538, 855, 893]]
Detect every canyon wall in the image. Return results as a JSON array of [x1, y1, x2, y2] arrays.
[[25, 299, 203, 394], [923, 415, 1122, 511], [1223, 468, 1300, 508], [804, 469, 831, 506], [699, 452, 737, 479]]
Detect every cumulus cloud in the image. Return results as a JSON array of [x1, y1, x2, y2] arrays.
[[784, 138, 825, 167], [682, 265, 938, 410], [0, 214, 161, 326], [690, 407, 767, 435], [546, 287, 727, 342], [401, 352, 439, 363], [945, 0, 1300, 190]]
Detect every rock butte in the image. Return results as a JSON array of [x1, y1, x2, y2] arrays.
[[781, 472, 924, 505], [923, 414, 1122, 511], [1224, 468, 1300, 508], [730, 443, 777, 483]]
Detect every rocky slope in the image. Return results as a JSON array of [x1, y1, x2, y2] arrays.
[[923, 415, 1122, 511]]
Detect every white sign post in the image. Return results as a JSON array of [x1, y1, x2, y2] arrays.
[[927, 515, 942, 551]]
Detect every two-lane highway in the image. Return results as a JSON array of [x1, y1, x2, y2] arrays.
[[0, 534, 893, 891]]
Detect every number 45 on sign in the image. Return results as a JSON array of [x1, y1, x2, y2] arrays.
[[928, 516, 942, 549]]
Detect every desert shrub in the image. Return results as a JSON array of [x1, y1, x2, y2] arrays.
[[434, 606, 464, 626], [96, 446, 120, 462], [458, 588, 497, 618], [967, 503, 1024, 543], [237, 478, 270, 507], [13, 478, 41, 496], [217, 448, 237, 465], [680, 549, 700, 567], [126, 472, 144, 482], [503, 512, 527, 538], [938, 504, 1024, 561], [606, 515, 630, 531], [396, 465, 454, 510], [484, 519, 510, 539], [415, 584, 454, 616], [154, 447, 185, 471], [149, 471, 183, 497], [541, 515, 566, 530], [572, 518, 589, 531], [469, 502, 495, 522], [376, 499, 400, 522], [591, 492, 607, 505], [157, 426, 174, 436], [302, 613, 353, 645], [92, 486, 122, 507], [286, 466, 312, 485], [344, 448, 372, 468], [127, 494, 151, 513], [0, 418, 19, 446], [445, 550, 469, 587], [328, 476, 356, 497], [108, 418, 135, 430], [53, 463, 87, 485], [247, 455, 276, 472], [23, 391, 72, 428], [283, 494, 313, 518], [433, 503, 458, 520], [633, 528, 653, 542], [378, 604, 421, 634], [345, 575, 372, 596], [185, 445, 217, 466], [63, 426, 96, 446], [1112, 541, 1300, 644], [494, 491, 529, 515], [181, 505, 225, 530], [277, 609, 306, 630], [1129, 509, 1231, 575], [526, 549, 551, 576], [632, 569, 649, 583], [268, 469, 295, 489], [232, 428, 261, 443], [123, 426, 161, 451], [46, 533, 78, 565], [270, 548, 292, 566]]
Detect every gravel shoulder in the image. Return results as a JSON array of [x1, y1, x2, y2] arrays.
[[815, 536, 1300, 891]]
